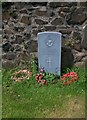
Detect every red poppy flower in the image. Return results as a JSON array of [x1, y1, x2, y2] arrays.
[[35, 76, 39, 81], [39, 75, 43, 79], [61, 72, 78, 85], [40, 68, 43, 73], [45, 82, 48, 85], [38, 80, 41, 83]]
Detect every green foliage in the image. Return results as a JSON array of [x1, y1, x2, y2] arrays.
[[44, 72, 57, 83], [2, 65, 85, 118], [0, 70, 2, 84], [30, 55, 37, 76]]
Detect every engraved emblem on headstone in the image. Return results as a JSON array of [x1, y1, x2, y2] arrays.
[[38, 32, 61, 75], [46, 40, 53, 47]]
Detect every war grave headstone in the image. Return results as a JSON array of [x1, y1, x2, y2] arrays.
[[82, 25, 87, 50], [38, 32, 61, 75]]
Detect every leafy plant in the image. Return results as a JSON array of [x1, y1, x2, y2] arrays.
[[30, 54, 38, 76], [44, 72, 56, 83], [35, 67, 58, 85]]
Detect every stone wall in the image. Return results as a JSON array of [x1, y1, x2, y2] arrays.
[[0, 3, 2, 70], [2, 2, 87, 69]]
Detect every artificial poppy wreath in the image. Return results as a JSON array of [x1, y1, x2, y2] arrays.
[[12, 68, 78, 85], [61, 72, 78, 85], [35, 68, 48, 85], [12, 69, 32, 82]]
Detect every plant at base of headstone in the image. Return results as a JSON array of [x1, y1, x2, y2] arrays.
[[35, 68, 48, 85], [31, 55, 37, 76], [61, 72, 78, 85], [44, 72, 57, 84], [35, 68, 57, 85]]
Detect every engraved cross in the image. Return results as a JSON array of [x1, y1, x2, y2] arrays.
[[47, 57, 51, 67]]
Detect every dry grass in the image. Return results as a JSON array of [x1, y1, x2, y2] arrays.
[[48, 96, 85, 118]]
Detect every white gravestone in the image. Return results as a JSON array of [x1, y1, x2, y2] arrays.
[[38, 32, 61, 75], [82, 25, 87, 50]]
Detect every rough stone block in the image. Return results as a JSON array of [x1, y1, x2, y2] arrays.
[[20, 14, 31, 25], [61, 47, 74, 69], [51, 17, 63, 25], [68, 8, 87, 25], [44, 25, 56, 31], [20, 8, 28, 14], [36, 6, 47, 16], [2, 11, 10, 20], [2, 52, 16, 60], [35, 18, 48, 25]]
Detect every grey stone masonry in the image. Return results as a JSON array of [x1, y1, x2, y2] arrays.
[[2, 2, 87, 69], [0, 3, 2, 69]]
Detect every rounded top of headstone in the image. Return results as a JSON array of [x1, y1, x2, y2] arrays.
[[38, 31, 62, 36], [83, 25, 87, 29]]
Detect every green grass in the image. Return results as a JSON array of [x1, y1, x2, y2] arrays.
[[2, 67, 86, 118]]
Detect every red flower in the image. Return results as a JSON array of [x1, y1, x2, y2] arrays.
[[35, 70, 48, 85], [38, 80, 41, 83], [69, 72, 77, 76], [43, 79, 46, 83], [61, 72, 78, 85], [40, 68, 43, 73], [35, 75, 39, 81], [44, 81, 48, 85], [39, 75, 43, 79]]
